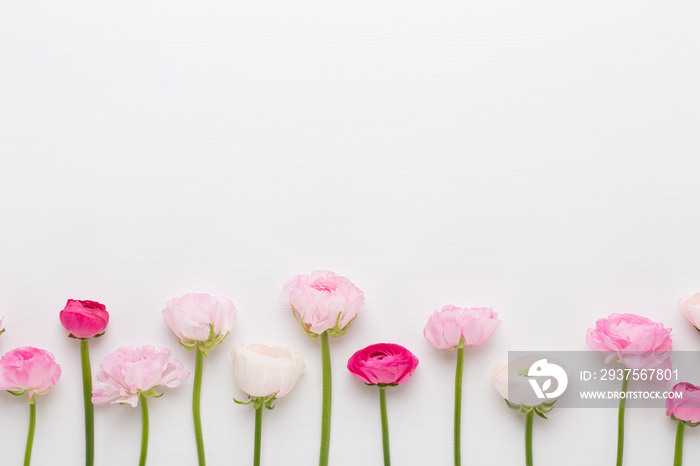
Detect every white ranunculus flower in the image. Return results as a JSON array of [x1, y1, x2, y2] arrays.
[[680, 293, 700, 330], [491, 354, 567, 414], [232, 343, 305, 400]]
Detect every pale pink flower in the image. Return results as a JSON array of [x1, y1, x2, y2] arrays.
[[162, 293, 237, 351], [0, 347, 61, 402], [347, 343, 419, 385], [424, 305, 501, 350], [232, 344, 305, 399], [667, 382, 700, 425], [280, 270, 364, 337], [92, 345, 189, 407], [586, 313, 672, 369], [680, 293, 700, 331]]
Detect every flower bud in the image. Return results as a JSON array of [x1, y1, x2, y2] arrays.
[[59, 299, 109, 339]]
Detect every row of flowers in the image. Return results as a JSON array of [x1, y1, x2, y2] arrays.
[[0, 271, 699, 466]]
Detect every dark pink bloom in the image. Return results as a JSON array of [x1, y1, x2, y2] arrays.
[[667, 382, 700, 424], [586, 313, 672, 369], [0, 347, 61, 401], [59, 299, 109, 339], [347, 343, 419, 386]]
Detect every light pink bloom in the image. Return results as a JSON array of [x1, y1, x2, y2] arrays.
[[680, 293, 700, 330], [347, 343, 419, 385], [0, 316, 4, 336], [59, 299, 109, 339], [424, 305, 501, 349], [280, 270, 364, 337], [667, 382, 700, 424], [586, 313, 672, 369], [162, 293, 237, 351], [232, 344, 305, 399], [92, 345, 189, 407], [0, 347, 61, 401]]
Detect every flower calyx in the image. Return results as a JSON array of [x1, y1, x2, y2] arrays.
[[233, 395, 276, 410], [504, 398, 556, 419]]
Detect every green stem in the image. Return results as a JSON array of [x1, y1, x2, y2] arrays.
[[254, 403, 263, 466], [193, 346, 206, 466], [617, 376, 629, 466], [525, 409, 533, 466], [80, 339, 94, 466], [24, 400, 36, 466], [674, 420, 685, 466], [139, 394, 149, 466], [454, 346, 464, 466], [319, 331, 332, 466], [379, 386, 391, 466]]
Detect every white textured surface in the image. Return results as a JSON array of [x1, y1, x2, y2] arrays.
[[1, 1, 700, 465]]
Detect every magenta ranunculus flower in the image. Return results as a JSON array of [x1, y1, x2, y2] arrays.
[[59, 299, 108, 466], [680, 294, 700, 331], [280, 270, 364, 337], [59, 299, 109, 339], [667, 382, 700, 425], [162, 293, 237, 352], [347, 343, 419, 386], [347, 343, 418, 465], [586, 313, 673, 369], [92, 345, 189, 407], [424, 305, 501, 349], [0, 347, 61, 401]]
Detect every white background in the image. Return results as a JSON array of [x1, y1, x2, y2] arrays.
[[1, 1, 700, 465]]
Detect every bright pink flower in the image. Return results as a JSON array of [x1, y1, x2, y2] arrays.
[[680, 293, 700, 330], [667, 382, 700, 424], [424, 305, 501, 349], [59, 299, 109, 339], [347, 343, 419, 386], [0, 347, 61, 401], [280, 270, 364, 337], [92, 345, 189, 408], [586, 313, 672, 369], [162, 293, 237, 351]]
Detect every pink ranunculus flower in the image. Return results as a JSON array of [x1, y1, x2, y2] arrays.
[[424, 305, 501, 350], [347, 343, 419, 386], [0, 347, 61, 402], [92, 345, 189, 408], [162, 293, 237, 353], [680, 293, 700, 331], [586, 313, 673, 369], [0, 316, 5, 336], [232, 343, 305, 401], [280, 270, 364, 338], [59, 299, 109, 339], [667, 382, 700, 425]]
